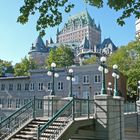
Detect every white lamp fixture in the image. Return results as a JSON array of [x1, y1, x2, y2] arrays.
[[113, 64, 118, 69], [47, 71, 52, 76], [100, 56, 106, 62], [54, 73, 59, 78], [51, 62, 56, 68], [68, 68, 73, 73]]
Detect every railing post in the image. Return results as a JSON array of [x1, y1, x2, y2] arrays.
[[37, 124, 40, 140], [88, 95, 90, 118], [33, 96, 36, 119], [72, 96, 75, 120], [52, 96, 54, 117]]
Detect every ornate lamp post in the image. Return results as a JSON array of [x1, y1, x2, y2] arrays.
[[107, 82, 113, 96], [47, 62, 59, 96], [137, 80, 140, 100], [98, 56, 108, 95], [66, 68, 75, 97], [112, 64, 119, 96]]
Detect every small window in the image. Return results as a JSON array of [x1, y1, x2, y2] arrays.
[[37, 100, 43, 109], [94, 75, 101, 83], [83, 75, 89, 84], [17, 83, 21, 91], [9, 84, 13, 91], [1, 84, 5, 91], [25, 83, 29, 91], [30, 83, 35, 91], [7, 98, 12, 108], [47, 82, 52, 91], [16, 99, 20, 108], [38, 83, 43, 91], [57, 82, 63, 90]]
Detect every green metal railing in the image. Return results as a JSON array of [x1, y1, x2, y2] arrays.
[[37, 97, 94, 140], [0, 96, 94, 140], [0, 98, 35, 140]]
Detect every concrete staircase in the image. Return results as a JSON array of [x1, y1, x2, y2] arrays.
[[124, 131, 140, 140], [10, 117, 69, 140]]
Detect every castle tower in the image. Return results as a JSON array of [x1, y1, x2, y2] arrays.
[[28, 36, 49, 66]]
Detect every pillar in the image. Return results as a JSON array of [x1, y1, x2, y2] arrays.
[[94, 95, 124, 140]]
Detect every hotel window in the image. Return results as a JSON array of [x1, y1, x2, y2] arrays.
[[30, 83, 35, 91], [57, 82, 63, 90], [47, 82, 52, 90], [9, 84, 13, 91], [7, 98, 12, 108], [25, 83, 29, 91], [94, 75, 101, 83], [83, 75, 89, 84], [1, 84, 5, 91], [16, 99, 21, 108], [38, 83, 43, 91], [17, 83, 21, 91]]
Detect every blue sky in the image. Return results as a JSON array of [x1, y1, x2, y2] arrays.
[[0, 0, 135, 64]]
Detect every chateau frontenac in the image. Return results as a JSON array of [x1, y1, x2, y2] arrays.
[[29, 10, 117, 66]]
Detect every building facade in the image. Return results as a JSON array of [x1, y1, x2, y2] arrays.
[[57, 11, 101, 47], [0, 64, 126, 119]]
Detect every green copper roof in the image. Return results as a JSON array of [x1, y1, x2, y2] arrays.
[[68, 10, 95, 27]]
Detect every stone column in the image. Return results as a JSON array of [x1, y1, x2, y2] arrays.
[[94, 95, 124, 140]]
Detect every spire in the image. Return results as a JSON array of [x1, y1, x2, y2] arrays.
[[98, 23, 101, 31], [31, 35, 48, 52], [49, 37, 54, 44]]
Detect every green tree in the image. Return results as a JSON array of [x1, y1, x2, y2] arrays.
[[0, 60, 14, 76], [107, 40, 140, 99], [82, 56, 97, 65], [14, 56, 37, 76], [46, 45, 74, 68], [18, 0, 140, 35]]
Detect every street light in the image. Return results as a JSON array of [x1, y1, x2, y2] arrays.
[[98, 56, 108, 95], [112, 64, 119, 96], [107, 82, 113, 96], [47, 62, 59, 96], [137, 80, 140, 100], [66, 68, 75, 97]]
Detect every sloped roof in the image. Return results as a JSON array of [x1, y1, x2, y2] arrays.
[[100, 38, 117, 50], [30, 36, 49, 53]]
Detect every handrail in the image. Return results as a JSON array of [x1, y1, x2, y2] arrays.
[[39, 99, 73, 133], [0, 99, 33, 127], [37, 97, 94, 139], [0, 98, 35, 140], [37, 98, 73, 139]]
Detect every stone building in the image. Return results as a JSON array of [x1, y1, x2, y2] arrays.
[[57, 10, 101, 47], [28, 11, 117, 66], [0, 64, 126, 119]]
